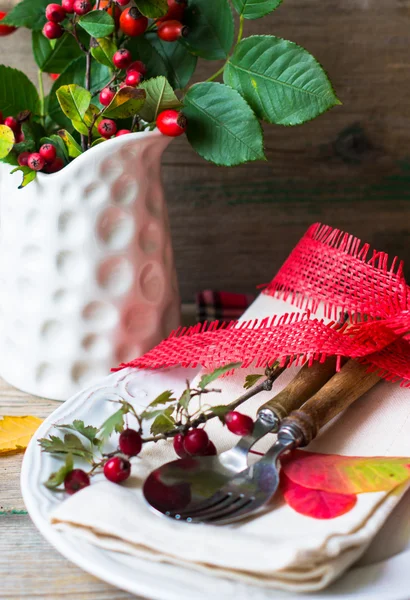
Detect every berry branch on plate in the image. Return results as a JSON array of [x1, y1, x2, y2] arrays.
[[0, 0, 340, 187], [39, 361, 283, 494]]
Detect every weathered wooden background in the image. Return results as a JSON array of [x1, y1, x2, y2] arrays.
[[2, 0, 410, 302]]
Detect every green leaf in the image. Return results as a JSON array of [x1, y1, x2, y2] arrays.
[[13, 120, 40, 154], [148, 390, 175, 408], [198, 362, 242, 390], [181, 0, 234, 60], [1, 0, 49, 31], [48, 57, 111, 129], [103, 87, 146, 119], [149, 37, 197, 90], [0, 153, 18, 166], [38, 433, 93, 461], [98, 408, 126, 442], [79, 10, 115, 37], [91, 137, 106, 147], [56, 84, 92, 122], [71, 104, 102, 136], [183, 82, 265, 166], [124, 37, 168, 79], [224, 35, 341, 126], [91, 37, 117, 69], [0, 66, 40, 116], [150, 407, 175, 435], [232, 0, 283, 19], [243, 373, 263, 390], [139, 76, 181, 122], [10, 166, 37, 188], [33, 31, 84, 74], [58, 129, 82, 158], [0, 125, 15, 159], [178, 389, 191, 411], [135, 0, 168, 18], [209, 405, 230, 423], [44, 454, 74, 490], [57, 420, 99, 444]]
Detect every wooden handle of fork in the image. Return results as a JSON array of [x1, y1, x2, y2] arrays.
[[258, 357, 340, 420], [281, 360, 381, 445]]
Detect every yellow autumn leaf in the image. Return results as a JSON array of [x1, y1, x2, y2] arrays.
[[0, 416, 43, 454]]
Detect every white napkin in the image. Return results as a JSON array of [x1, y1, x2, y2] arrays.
[[51, 294, 410, 592]]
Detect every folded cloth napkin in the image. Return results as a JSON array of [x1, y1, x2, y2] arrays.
[[51, 294, 410, 592]]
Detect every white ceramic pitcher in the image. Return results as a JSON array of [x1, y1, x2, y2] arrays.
[[0, 129, 180, 400]]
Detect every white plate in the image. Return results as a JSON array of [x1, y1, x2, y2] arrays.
[[22, 367, 410, 600]]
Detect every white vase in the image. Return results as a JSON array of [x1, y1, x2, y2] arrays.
[[0, 129, 181, 401]]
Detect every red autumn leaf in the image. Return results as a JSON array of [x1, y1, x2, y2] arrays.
[[281, 473, 357, 519], [281, 450, 410, 495]]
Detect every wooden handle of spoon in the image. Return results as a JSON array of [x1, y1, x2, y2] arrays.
[[258, 357, 340, 420], [281, 360, 381, 445]]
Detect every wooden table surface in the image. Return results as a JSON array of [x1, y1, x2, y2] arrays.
[[0, 381, 142, 600]]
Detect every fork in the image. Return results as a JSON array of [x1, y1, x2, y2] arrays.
[[168, 360, 381, 524]]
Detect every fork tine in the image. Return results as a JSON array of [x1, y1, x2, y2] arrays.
[[195, 496, 255, 524], [176, 495, 238, 521], [167, 491, 228, 519]]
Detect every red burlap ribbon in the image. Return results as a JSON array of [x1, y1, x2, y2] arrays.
[[115, 223, 410, 385]]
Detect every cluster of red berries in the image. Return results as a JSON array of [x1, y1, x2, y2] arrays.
[[64, 427, 142, 494], [19, 143, 63, 173], [97, 48, 187, 138], [63, 410, 254, 495], [173, 411, 254, 459], [42, 0, 188, 41]]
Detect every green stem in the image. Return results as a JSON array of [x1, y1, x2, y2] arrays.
[[37, 70, 45, 125], [237, 14, 244, 45], [206, 65, 226, 83]]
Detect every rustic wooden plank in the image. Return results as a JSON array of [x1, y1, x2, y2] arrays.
[[0, 514, 137, 599], [1, 2, 410, 299]]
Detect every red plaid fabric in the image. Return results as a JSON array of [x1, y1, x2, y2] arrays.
[[196, 290, 255, 324]]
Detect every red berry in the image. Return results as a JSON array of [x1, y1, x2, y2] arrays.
[[173, 433, 189, 458], [46, 3, 66, 22], [99, 86, 115, 106], [98, 118, 117, 138], [44, 156, 64, 173], [18, 152, 31, 167], [64, 469, 90, 495], [125, 70, 143, 87], [4, 116, 19, 133], [112, 48, 132, 70], [43, 21, 63, 39], [118, 428, 142, 456], [157, 20, 188, 42], [120, 7, 148, 37], [49, 73, 60, 81], [0, 11, 17, 36], [127, 60, 147, 75], [202, 440, 217, 456], [27, 153, 45, 171], [157, 0, 186, 23], [39, 143, 57, 164], [62, 0, 75, 12], [115, 0, 129, 5], [115, 129, 131, 137], [73, 0, 91, 15], [225, 411, 254, 436], [94, 0, 120, 23], [104, 456, 131, 483], [156, 109, 187, 137], [183, 429, 209, 456]]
